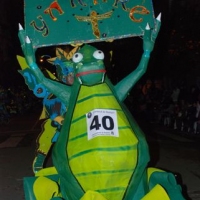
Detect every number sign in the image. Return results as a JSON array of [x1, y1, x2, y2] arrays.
[[86, 109, 118, 140]]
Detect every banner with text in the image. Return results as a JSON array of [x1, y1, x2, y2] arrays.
[[24, 0, 155, 48]]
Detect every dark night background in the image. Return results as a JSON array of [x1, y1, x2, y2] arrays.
[[0, 0, 199, 89], [1, 2, 200, 200]]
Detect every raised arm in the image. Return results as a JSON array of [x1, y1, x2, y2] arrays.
[[114, 13, 161, 102], [18, 24, 71, 105]]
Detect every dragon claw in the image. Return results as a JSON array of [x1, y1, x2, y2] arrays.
[[18, 23, 23, 30], [18, 26, 36, 66], [143, 13, 161, 53], [25, 36, 31, 44], [156, 13, 161, 22], [145, 23, 150, 30]]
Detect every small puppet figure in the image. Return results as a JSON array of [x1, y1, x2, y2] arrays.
[[17, 46, 78, 173]]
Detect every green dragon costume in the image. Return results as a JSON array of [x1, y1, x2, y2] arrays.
[[18, 14, 185, 200]]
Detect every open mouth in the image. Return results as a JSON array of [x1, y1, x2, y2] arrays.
[[76, 69, 106, 77]]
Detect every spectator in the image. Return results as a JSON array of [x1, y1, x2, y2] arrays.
[[185, 100, 197, 134], [171, 85, 180, 104]]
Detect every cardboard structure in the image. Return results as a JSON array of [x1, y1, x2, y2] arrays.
[[24, 0, 155, 48]]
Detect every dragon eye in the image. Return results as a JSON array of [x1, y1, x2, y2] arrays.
[[72, 53, 83, 63], [93, 50, 104, 60]]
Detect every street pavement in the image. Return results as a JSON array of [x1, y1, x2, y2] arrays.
[[0, 107, 44, 200], [152, 128, 200, 200], [0, 109, 200, 200]]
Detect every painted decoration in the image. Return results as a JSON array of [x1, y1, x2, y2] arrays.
[[24, 0, 155, 48]]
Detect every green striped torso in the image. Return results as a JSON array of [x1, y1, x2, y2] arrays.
[[67, 83, 138, 200]]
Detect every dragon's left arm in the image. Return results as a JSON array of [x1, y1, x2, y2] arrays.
[[18, 24, 71, 106], [114, 14, 161, 102]]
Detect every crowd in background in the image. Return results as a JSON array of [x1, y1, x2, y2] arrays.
[[1, 79, 200, 136], [126, 78, 200, 136], [0, 85, 40, 125]]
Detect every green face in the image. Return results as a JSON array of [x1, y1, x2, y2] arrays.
[[72, 45, 106, 86]]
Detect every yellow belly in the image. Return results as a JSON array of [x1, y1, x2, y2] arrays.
[[67, 83, 138, 200]]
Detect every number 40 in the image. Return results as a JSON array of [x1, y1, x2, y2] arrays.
[[90, 115, 114, 131]]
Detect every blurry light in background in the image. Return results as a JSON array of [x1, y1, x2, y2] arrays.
[[39, 55, 51, 63]]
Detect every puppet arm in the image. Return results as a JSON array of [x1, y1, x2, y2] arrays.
[[114, 13, 161, 102], [18, 24, 71, 105]]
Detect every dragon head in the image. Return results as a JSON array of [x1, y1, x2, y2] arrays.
[[72, 45, 106, 86]]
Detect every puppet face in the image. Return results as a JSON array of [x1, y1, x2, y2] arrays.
[[72, 45, 106, 86], [57, 64, 74, 85], [54, 59, 74, 85]]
